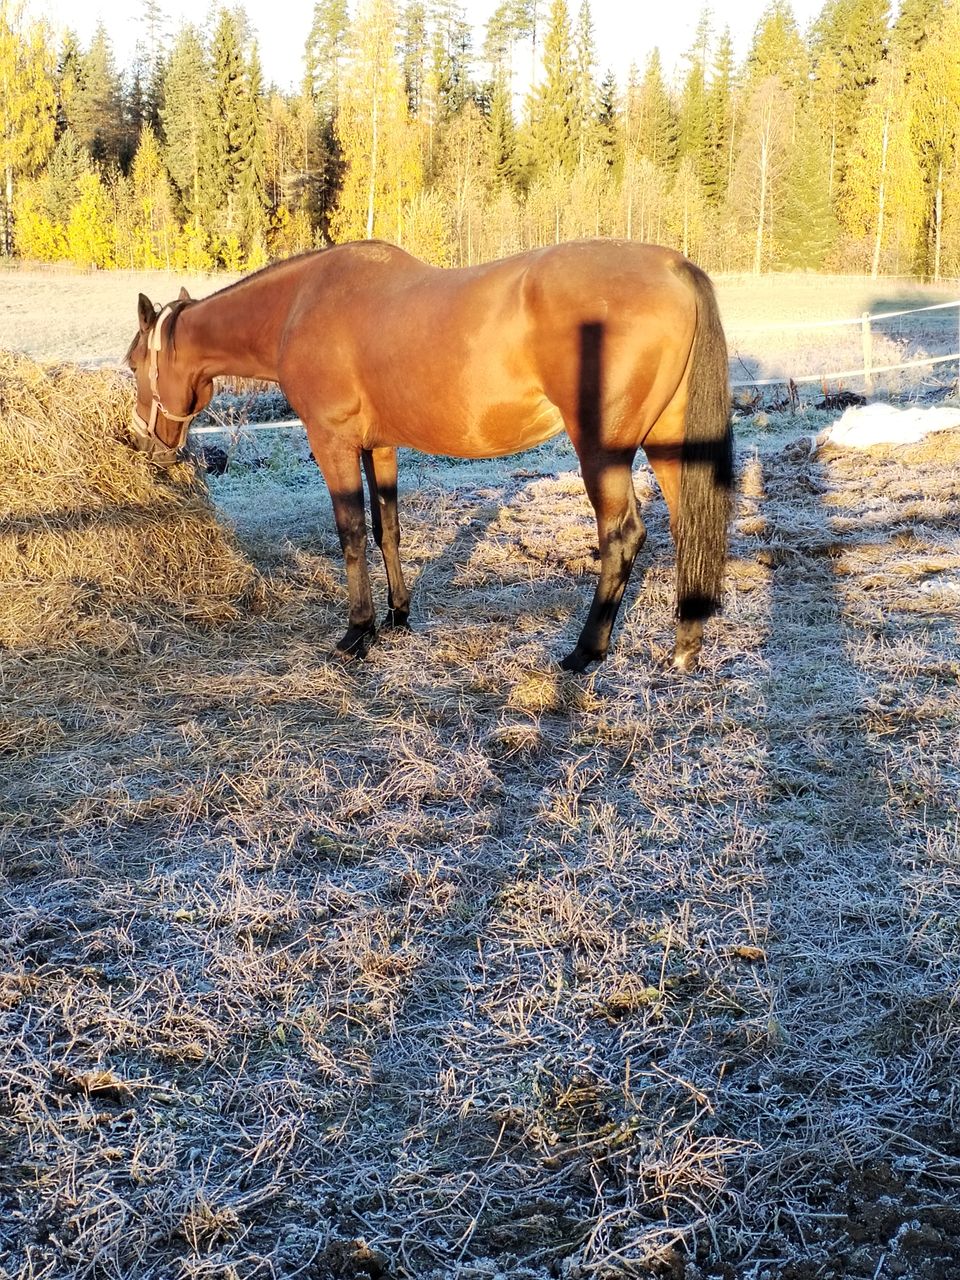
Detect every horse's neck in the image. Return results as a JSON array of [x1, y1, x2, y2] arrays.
[[183, 274, 291, 381]]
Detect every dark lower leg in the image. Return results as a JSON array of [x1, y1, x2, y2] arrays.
[[672, 617, 704, 670], [647, 448, 704, 672], [561, 457, 645, 673], [329, 476, 377, 658], [362, 447, 411, 628]]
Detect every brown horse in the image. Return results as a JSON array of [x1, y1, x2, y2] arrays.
[[126, 240, 732, 671]]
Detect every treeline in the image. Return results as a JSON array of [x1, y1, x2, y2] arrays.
[[2, 0, 960, 277]]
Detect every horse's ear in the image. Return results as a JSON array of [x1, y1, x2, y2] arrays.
[[138, 293, 155, 332], [178, 286, 191, 302]]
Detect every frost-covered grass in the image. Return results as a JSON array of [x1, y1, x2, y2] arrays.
[[3, 414, 960, 1279], [2, 265, 960, 1277]]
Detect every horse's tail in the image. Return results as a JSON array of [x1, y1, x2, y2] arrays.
[[675, 260, 733, 624]]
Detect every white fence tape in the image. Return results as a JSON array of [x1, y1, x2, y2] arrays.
[[731, 350, 960, 390], [191, 417, 303, 437], [730, 298, 960, 333], [186, 298, 960, 437]]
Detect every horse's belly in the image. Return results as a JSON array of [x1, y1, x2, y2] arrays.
[[465, 397, 566, 459]]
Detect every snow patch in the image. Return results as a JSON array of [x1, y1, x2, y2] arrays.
[[820, 402, 960, 449]]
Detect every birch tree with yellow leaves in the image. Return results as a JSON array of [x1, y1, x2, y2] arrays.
[[840, 57, 924, 276], [909, 1, 960, 279], [333, 0, 421, 243], [0, 2, 56, 254]]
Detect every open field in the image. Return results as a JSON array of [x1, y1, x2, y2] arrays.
[[2, 263, 959, 403], [2, 268, 960, 1278]]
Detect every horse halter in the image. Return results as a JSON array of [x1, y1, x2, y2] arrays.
[[130, 304, 198, 466]]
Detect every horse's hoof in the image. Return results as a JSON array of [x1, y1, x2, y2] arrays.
[[560, 644, 604, 674], [333, 625, 377, 660], [671, 646, 700, 673], [383, 609, 412, 631]]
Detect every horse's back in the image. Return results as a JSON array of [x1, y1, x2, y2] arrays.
[[281, 240, 702, 457]]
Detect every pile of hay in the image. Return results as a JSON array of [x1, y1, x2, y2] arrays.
[[0, 351, 256, 651]]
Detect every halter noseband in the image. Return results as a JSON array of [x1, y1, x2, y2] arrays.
[[130, 305, 198, 465]]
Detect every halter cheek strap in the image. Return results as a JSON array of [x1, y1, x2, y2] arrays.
[[130, 305, 198, 465]]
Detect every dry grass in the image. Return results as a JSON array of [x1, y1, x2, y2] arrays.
[[0, 352, 256, 650], [1, 347, 960, 1278]]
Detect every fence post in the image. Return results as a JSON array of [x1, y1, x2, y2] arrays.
[[861, 312, 874, 398]]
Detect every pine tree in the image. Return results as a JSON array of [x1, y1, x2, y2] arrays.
[[811, 0, 891, 159], [431, 1, 473, 121], [483, 2, 515, 81], [595, 68, 619, 173], [891, 0, 945, 58], [237, 41, 268, 251], [160, 25, 209, 218], [676, 8, 711, 181], [0, 3, 57, 254], [487, 71, 520, 190], [629, 50, 677, 173], [304, 0, 350, 120], [55, 30, 83, 135], [206, 8, 250, 240], [778, 114, 838, 267], [573, 0, 597, 167], [746, 0, 809, 91], [133, 0, 167, 136], [526, 0, 578, 177], [44, 127, 87, 224], [402, 2, 429, 117], [67, 24, 123, 166], [704, 28, 736, 205], [124, 70, 147, 167]]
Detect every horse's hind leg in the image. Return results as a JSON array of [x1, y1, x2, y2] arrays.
[[561, 448, 646, 673], [361, 446, 411, 629], [645, 436, 702, 672]]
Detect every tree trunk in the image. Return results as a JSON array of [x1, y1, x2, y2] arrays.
[[3, 163, 13, 256], [871, 107, 890, 280], [366, 81, 378, 240], [753, 129, 769, 276], [934, 157, 943, 283]]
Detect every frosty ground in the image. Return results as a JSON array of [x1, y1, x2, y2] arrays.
[[1, 264, 959, 1279]]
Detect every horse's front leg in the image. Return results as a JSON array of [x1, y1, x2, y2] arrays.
[[313, 441, 377, 659]]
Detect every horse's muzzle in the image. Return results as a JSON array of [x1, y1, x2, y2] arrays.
[[129, 407, 183, 467]]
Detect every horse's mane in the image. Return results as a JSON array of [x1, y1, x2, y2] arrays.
[[125, 242, 393, 364], [199, 247, 330, 304], [123, 297, 197, 367], [180, 240, 397, 306]]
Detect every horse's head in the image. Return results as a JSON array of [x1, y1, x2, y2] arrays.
[[125, 287, 212, 466]]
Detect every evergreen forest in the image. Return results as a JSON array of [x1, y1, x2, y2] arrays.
[[2, 0, 960, 279]]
